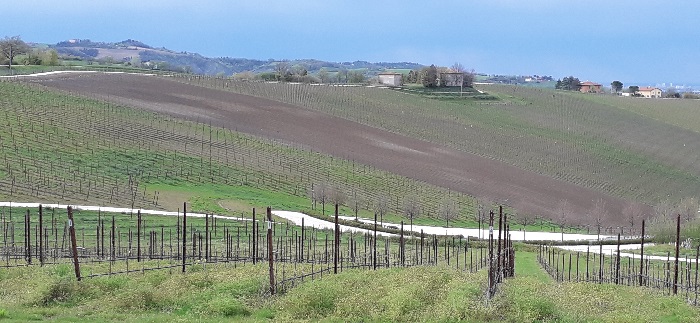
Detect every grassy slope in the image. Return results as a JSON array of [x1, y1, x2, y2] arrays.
[[2, 251, 698, 322], [493, 252, 700, 322], [184, 76, 700, 208]]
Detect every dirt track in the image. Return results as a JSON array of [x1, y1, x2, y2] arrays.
[[33, 73, 639, 224]]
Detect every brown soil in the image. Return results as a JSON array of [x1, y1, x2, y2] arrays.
[[32, 73, 645, 225]]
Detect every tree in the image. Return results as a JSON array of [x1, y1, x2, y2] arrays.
[[349, 188, 362, 220], [463, 69, 476, 88], [318, 68, 330, 83], [678, 197, 698, 223], [233, 71, 256, 81], [336, 68, 348, 83], [406, 70, 418, 83], [46, 49, 59, 66], [628, 86, 639, 96], [375, 195, 389, 225], [622, 202, 643, 235], [591, 198, 607, 240], [556, 76, 581, 91], [421, 65, 439, 88], [439, 198, 459, 228], [313, 182, 330, 215], [611, 80, 623, 93], [292, 64, 308, 77], [274, 61, 289, 81], [22, 50, 41, 65], [474, 199, 488, 239], [403, 194, 421, 233], [348, 70, 365, 83], [328, 186, 346, 210], [450, 62, 465, 73], [0, 36, 30, 73], [130, 56, 142, 68], [556, 200, 572, 241], [664, 88, 681, 98]]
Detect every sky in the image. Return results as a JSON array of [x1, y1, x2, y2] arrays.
[[3, 0, 700, 85]]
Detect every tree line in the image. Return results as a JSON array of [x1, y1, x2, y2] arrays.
[[1, 36, 60, 68], [405, 63, 475, 88]]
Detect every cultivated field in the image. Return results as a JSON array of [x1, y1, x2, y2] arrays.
[[24, 72, 665, 226], [174, 76, 700, 218]]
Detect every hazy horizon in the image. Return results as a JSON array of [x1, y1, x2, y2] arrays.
[[3, 0, 699, 85]]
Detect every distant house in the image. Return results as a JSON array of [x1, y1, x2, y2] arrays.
[[377, 73, 403, 87], [439, 72, 465, 87], [579, 81, 602, 93], [638, 87, 662, 98]]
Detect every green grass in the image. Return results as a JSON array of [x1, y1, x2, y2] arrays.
[[3, 251, 698, 322], [0, 262, 273, 322], [275, 265, 489, 322], [493, 252, 700, 322]]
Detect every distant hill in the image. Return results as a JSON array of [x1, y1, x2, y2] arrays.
[[47, 39, 424, 76]]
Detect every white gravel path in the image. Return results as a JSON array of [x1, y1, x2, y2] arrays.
[[0, 201, 626, 242], [0, 70, 157, 78], [557, 243, 698, 263], [3, 202, 679, 261], [337, 215, 612, 242]]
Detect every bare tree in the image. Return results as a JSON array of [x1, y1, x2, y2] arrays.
[[318, 68, 330, 84], [308, 183, 316, 210], [403, 194, 421, 233], [439, 198, 459, 228], [450, 62, 465, 73], [329, 186, 346, 210], [274, 61, 289, 81], [349, 188, 362, 220], [375, 195, 389, 225], [0, 36, 30, 74], [474, 199, 488, 239], [591, 198, 607, 240], [315, 182, 330, 216], [518, 212, 533, 240], [654, 200, 673, 220], [622, 202, 644, 235], [678, 197, 699, 223], [650, 200, 680, 243], [556, 200, 572, 241]]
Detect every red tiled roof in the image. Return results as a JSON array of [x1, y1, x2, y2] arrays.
[[638, 87, 660, 92], [580, 81, 601, 86]]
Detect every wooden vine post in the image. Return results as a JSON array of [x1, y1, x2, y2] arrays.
[[182, 202, 187, 273], [639, 219, 645, 286], [673, 214, 681, 295], [67, 206, 81, 281], [267, 207, 275, 295], [334, 203, 339, 274]]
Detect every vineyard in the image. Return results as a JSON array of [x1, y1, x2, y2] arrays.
[[0, 77, 484, 226], [1, 71, 700, 321], [171, 75, 700, 216], [0, 203, 513, 296], [25, 72, 677, 226]]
